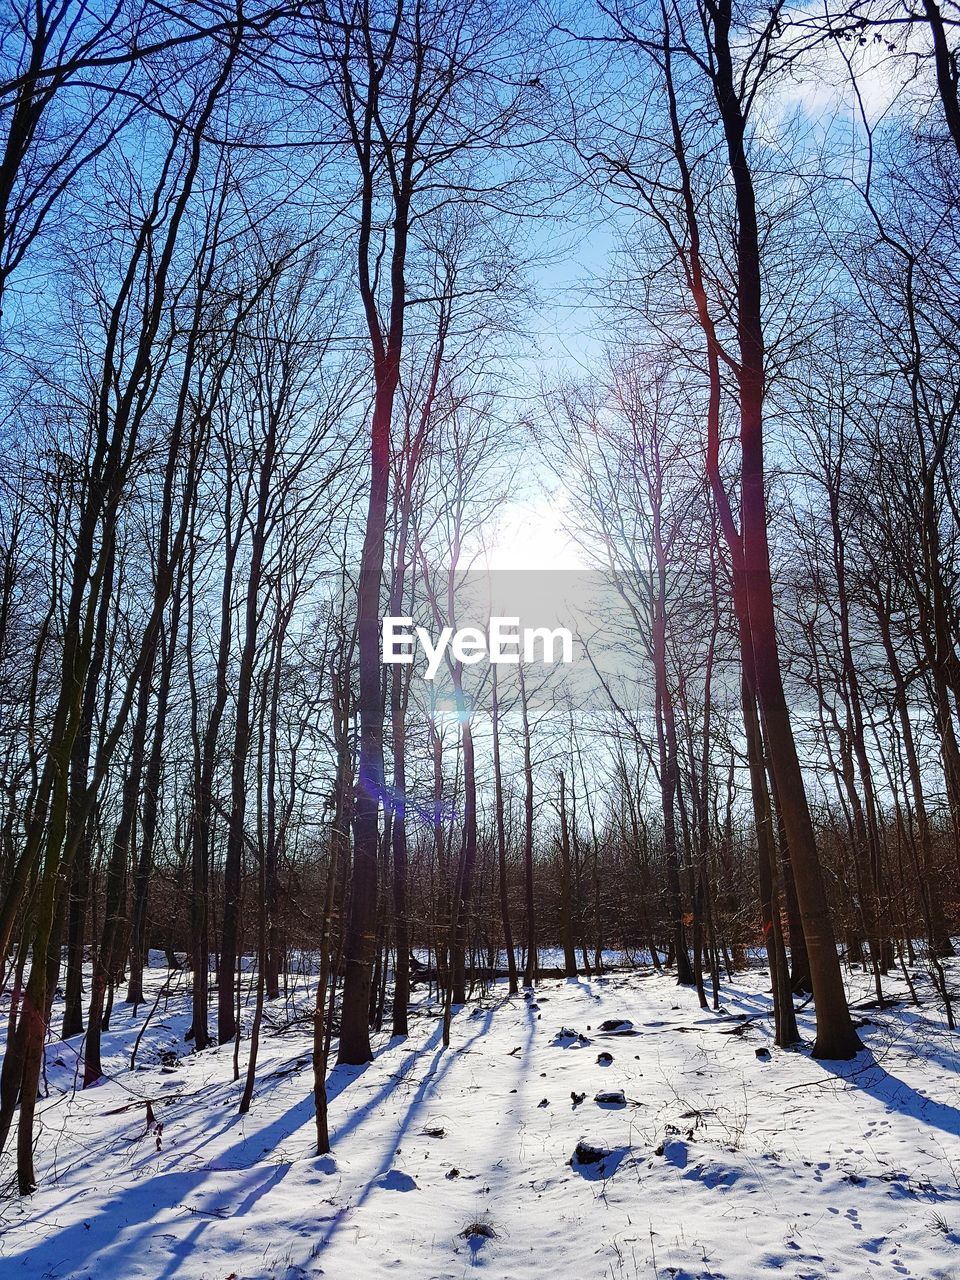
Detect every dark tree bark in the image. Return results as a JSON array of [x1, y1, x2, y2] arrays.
[[557, 772, 578, 979], [519, 664, 537, 987], [492, 665, 518, 994]]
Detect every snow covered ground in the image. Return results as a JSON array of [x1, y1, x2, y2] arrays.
[[1, 957, 958, 1279]]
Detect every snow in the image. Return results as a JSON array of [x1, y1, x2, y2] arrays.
[[1, 959, 959, 1279]]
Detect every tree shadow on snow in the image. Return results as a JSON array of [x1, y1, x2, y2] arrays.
[[316, 1005, 497, 1255], [7, 997, 510, 1277], [0, 1048, 378, 1277], [815, 1049, 960, 1138], [879, 1007, 960, 1077]]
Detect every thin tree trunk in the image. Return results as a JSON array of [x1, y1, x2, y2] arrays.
[[492, 666, 518, 994]]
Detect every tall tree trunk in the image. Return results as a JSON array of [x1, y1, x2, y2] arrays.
[[62, 541, 116, 1038], [519, 665, 537, 986], [708, 0, 860, 1058], [219, 430, 276, 1044], [557, 772, 578, 978], [84, 655, 155, 1086], [874, 587, 953, 955], [126, 595, 181, 1008], [451, 669, 477, 1005], [492, 666, 518, 994]]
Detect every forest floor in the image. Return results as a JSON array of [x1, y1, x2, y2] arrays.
[[0, 955, 958, 1280]]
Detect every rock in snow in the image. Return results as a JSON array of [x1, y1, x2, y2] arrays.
[[598, 1018, 636, 1034], [571, 1140, 611, 1166]]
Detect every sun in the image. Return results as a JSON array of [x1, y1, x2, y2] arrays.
[[481, 495, 586, 572]]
